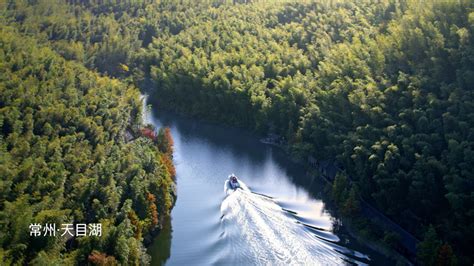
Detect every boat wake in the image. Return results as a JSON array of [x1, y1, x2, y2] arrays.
[[219, 180, 370, 265]]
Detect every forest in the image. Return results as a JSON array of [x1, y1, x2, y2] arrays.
[[1, 0, 473, 265], [0, 19, 175, 266]]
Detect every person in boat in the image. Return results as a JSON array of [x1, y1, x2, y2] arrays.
[[229, 174, 240, 189]]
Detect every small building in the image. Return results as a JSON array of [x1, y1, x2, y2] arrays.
[[141, 127, 157, 141]]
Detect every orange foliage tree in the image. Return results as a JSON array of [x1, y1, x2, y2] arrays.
[[160, 155, 176, 180], [88, 251, 117, 266], [146, 192, 159, 228], [156, 127, 174, 155]]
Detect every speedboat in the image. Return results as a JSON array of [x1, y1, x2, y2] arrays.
[[227, 174, 241, 190]]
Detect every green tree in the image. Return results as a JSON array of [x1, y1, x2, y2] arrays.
[[417, 225, 442, 266]]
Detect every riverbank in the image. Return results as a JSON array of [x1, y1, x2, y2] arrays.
[[249, 130, 418, 263], [143, 105, 392, 265], [306, 170, 416, 265], [263, 143, 419, 264], [143, 96, 411, 264]]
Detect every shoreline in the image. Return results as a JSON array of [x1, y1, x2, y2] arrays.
[[142, 92, 415, 264]]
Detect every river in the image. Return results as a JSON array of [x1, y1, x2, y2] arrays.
[[144, 101, 390, 265]]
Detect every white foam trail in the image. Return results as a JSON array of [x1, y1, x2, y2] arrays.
[[220, 180, 369, 265]]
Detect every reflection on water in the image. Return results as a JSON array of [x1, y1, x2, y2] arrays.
[[148, 216, 172, 265], [145, 101, 389, 265]]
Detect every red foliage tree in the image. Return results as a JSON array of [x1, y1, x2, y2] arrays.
[[437, 243, 456, 266], [156, 127, 174, 155]]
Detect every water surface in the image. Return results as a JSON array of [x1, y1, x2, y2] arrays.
[[145, 103, 388, 265]]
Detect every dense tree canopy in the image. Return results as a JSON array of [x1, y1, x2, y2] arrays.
[[1, 0, 473, 264], [0, 27, 175, 264], [142, 2, 474, 263]]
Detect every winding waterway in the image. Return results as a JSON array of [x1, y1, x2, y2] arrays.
[[144, 100, 390, 265]]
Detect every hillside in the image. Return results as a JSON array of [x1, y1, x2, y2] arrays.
[[0, 27, 175, 264], [1, 0, 473, 264]]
